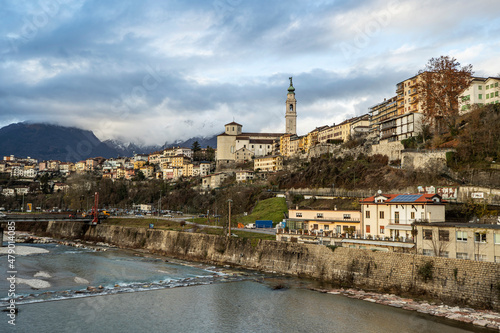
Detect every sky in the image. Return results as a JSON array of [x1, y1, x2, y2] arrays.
[[1, 0, 500, 146]]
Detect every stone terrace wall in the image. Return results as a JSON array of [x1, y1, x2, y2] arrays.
[[12, 221, 500, 311]]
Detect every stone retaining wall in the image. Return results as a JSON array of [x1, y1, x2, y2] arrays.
[[9, 221, 500, 311]]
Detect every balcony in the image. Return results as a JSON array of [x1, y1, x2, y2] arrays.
[[381, 120, 396, 130], [381, 132, 396, 140]]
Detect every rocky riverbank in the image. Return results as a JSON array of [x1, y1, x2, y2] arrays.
[[311, 287, 500, 331]]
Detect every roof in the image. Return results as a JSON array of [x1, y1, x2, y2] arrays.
[[225, 122, 242, 126], [414, 222, 500, 230], [360, 193, 444, 204]]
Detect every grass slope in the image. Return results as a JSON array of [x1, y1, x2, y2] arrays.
[[236, 197, 287, 225]]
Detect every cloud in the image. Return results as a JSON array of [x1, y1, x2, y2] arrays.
[[0, 0, 499, 146]]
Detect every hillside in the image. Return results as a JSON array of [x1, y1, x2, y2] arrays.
[[0, 123, 121, 162], [236, 197, 288, 225]]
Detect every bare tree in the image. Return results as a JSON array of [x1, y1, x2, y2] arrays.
[[417, 56, 473, 134]]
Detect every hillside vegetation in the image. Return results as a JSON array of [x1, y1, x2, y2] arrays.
[[235, 197, 287, 225]]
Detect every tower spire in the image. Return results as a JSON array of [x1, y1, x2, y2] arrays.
[[285, 77, 297, 135]]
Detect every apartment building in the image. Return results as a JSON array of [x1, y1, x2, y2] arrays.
[[459, 77, 500, 113], [254, 155, 283, 172], [360, 193, 445, 239], [415, 222, 500, 263]]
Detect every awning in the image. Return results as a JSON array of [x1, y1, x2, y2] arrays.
[[385, 224, 412, 231]]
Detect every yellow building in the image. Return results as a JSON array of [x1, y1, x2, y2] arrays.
[[396, 74, 423, 115], [134, 160, 147, 170], [254, 155, 283, 172], [288, 208, 361, 236], [182, 163, 194, 177], [171, 155, 191, 167]]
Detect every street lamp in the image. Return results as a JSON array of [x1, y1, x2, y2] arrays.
[[227, 199, 233, 237]]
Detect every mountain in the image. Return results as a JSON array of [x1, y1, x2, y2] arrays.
[[0, 123, 123, 162], [164, 136, 218, 149], [0, 122, 219, 162], [102, 139, 162, 157]]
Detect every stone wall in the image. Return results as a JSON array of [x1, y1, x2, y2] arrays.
[[11, 221, 500, 311], [401, 150, 451, 171], [369, 141, 405, 162]]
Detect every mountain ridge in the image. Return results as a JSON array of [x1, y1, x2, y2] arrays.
[[0, 122, 217, 162]]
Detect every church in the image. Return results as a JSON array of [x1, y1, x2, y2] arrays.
[[216, 78, 297, 166]]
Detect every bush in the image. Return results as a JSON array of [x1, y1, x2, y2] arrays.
[[417, 261, 434, 283]]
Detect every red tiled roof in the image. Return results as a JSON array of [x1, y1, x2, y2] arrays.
[[360, 193, 444, 204]]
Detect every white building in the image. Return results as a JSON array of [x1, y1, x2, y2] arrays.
[[360, 193, 445, 240]]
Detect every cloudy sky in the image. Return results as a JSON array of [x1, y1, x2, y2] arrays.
[[1, 0, 499, 146]]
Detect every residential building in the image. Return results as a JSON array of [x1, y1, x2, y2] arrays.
[[350, 115, 371, 137], [53, 183, 69, 192], [235, 170, 254, 182], [201, 172, 231, 189], [459, 76, 500, 113], [176, 147, 192, 159], [332, 117, 358, 142], [317, 126, 334, 144], [369, 96, 398, 141], [234, 147, 254, 163], [148, 151, 163, 165], [287, 208, 361, 235], [171, 155, 191, 167], [396, 74, 422, 115], [140, 165, 155, 178], [182, 163, 194, 177], [254, 155, 283, 172], [415, 222, 500, 263], [134, 160, 147, 170], [378, 111, 423, 143], [75, 161, 86, 173], [360, 193, 445, 240]]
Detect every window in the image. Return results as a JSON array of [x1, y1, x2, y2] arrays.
[[495, 256, 500, 263], [410, 212, 415, 219], [494, 233, 500, 244], [313, 224, 318, 230], [456, 252, 469, 260], [423, 229, 433, 240], [456, 231, 467, 242], [394, 212, 399, 224], [259, 145, 262, 149], [478, 85, 482, 90], [365, 211, 370, 218], [343, 214, 351, 219], [423, 249, 433, 256], [366, 225, 370, 233], [295, 212, 302, 217], [486, 84, 489, 89], [439, 230, 449, 241], [479, 94, 482, 99], [474, 232, 486, 243], [474, 254, 487, 262], [324, 225, 329, 230], [379, 211, 385, 219], [440, 251, 449, 258], [496, 91, 499, 97], [317, 213, 323, 218]]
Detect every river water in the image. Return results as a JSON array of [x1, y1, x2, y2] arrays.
[[0, 243, 485, 332]]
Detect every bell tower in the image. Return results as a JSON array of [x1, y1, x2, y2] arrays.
[[285, 77, 297, 135]]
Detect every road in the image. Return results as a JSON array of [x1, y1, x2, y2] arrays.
[[112, 215, 276, 235]]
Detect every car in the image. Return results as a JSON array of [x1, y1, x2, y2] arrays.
[[163, 214, 173, 218], [0, 212, 6, 218]]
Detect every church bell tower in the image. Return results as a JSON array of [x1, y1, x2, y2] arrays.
[[285, 77, 297, 135]]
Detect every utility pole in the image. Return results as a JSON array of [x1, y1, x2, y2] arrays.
[[227, 199, 233, 237]]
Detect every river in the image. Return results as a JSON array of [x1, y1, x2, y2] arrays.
[[0, 243, 488, 332]]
